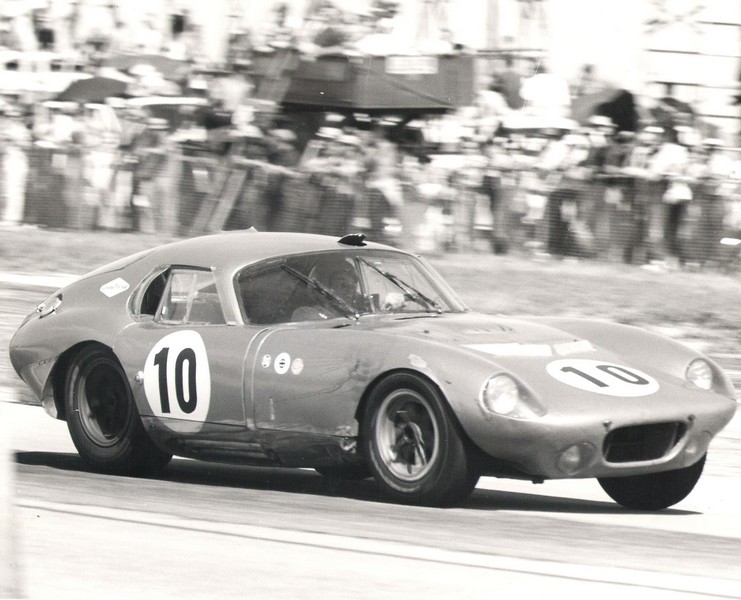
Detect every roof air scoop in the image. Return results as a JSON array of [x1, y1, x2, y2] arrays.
[[338, 233, 367, 247]]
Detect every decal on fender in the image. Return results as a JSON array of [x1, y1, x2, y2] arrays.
[[100, 277, 130, 298], [274, 352, 291, 375], [546, 359, 659, 397], [143, 330, 211, 422]]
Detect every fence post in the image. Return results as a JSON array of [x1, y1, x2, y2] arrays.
[[0, 403, 22, 598]]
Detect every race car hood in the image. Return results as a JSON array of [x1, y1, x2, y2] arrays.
[[368, 312, 730, 404], [378, 312, 579, 352]]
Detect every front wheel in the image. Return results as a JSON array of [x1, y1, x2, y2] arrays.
[[598, 454, 706, 511], [361, 373, 479, 506], [65, 345, 172, 475]]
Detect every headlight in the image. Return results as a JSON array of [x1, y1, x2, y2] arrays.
[[686, 359, 713, 390], [36, 294, 62, 319], [481, 374, 546, 419]]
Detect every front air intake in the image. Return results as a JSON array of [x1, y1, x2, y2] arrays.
[[603, 422, 686, 463]]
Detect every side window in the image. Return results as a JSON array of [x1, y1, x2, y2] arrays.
[[237, 261, 307, 325], [140, 271, 168, 316], [156, 269, 225, 325]]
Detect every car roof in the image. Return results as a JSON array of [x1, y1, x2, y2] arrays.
[[143, 231, 401, 272]]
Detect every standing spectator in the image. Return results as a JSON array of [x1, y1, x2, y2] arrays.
[[451, 136, 486, 251], [581, 115, 616, 254], [83, 111, 119, 230], [477, 79, 511, 140], [109, 106, 147, 230], [1, 105, 30, 225], [62, 104, 89, 230], [482, 137, 516, 253], [541, 129, 592, 257], [520, 59, 571, 119], [602, 130, 639, 262], [134, 117, 171, 233], [652, 126, 695, 266], [497, 54, 524, 110], [265, 128, 300, 230], [689, 138, 735, 266]]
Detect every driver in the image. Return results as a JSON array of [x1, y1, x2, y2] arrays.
[[291, 259, 363, 321], [321, 260, 360, 307]]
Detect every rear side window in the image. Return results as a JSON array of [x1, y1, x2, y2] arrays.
[[155, 269, 225, 325]]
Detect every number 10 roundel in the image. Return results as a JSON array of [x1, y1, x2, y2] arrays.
[[143, 330, 212, 421], [546, 359, 659, 397]]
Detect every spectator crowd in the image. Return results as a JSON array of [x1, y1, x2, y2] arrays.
[[1, 1, 741, 272]]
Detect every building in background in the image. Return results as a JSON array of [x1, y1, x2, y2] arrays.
[[1, 0, 739, 141]]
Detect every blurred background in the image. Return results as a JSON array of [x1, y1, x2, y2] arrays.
[[0, 0, 740, 269]]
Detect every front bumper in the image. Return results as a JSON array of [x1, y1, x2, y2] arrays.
[[467, 400, 736, 480]]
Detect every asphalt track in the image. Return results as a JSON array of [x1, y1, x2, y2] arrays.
[[3, 273, 741, 599]]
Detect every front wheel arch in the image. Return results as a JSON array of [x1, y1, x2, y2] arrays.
[[359, 370, 481, 506]]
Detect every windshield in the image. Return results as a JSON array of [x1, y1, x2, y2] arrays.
[[236, 250, 466, 324]]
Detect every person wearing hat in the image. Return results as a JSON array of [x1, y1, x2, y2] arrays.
[[649, 125, 697, 266], [689, 137, 734, 266]]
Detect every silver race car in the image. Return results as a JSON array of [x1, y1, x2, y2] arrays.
[[10, 231, 736, 508]]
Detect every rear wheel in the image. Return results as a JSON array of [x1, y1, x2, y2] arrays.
[[361, 373, 479, 506], [598, 455, 706, 510], [65, 345, 171, 475]]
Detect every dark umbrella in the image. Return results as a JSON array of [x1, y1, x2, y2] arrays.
[[103, 54, 190, 80], [55, 76, 129, 103], [571, 87, 639, 132]]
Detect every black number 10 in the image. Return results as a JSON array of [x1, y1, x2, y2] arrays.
[[153, 347, 198, 414], [561, 364, 649, 388]]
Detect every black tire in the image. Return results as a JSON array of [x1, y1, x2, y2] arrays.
[[598, 454, 706, 511], [314, 463, 372, 480], [65, 345, 172, 476], [361, 373, 480, 507]]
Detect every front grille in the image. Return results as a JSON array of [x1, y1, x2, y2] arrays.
[[603, 422, 686, 463]]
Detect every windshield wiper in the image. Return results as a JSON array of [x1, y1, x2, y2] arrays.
[[281, 264, 359, 320], [358, 258, 442, 314]]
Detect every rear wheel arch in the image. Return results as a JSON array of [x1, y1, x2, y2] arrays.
[[63, 342, 171, 475]]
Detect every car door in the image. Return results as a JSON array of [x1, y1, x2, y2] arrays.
[[249, 326, 366, 436], [235, 256, 369, 436], [115, 267, 254, 432]]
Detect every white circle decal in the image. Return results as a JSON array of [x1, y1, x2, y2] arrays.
[[291, 358, 304, 375], [143, 330, 211, 421], [546, 359, 659, 397], [274, 352, 291, 375]]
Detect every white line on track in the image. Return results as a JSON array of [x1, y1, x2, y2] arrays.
[[17, 498, 741, 599]]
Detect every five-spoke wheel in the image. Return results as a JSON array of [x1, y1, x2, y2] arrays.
[[361, 373, 479, 506]]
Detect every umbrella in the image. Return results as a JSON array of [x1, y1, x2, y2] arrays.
[[103, 54, 190, 80], [571, 87, 639, 132], [55, 76, 129, 103]]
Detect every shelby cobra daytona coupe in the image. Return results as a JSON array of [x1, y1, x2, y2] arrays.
[[10, 231, 737, 508]]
